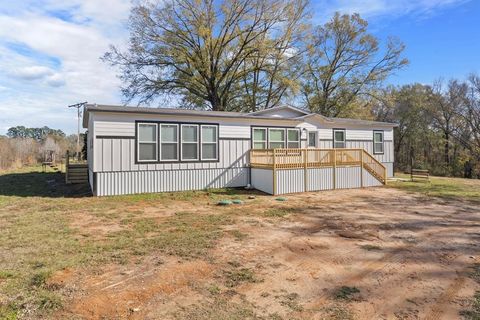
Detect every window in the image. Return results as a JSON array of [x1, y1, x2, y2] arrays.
[[287, 129, 300, 148], [137, 123, 158, 161], [181, 124, 199, 160], [308, 131, 317, 148], [269, 128, 285, 149], [374, 130, 384, 154], [201, 125, 218, 160], [160, 124, 178, 161], [333, 129, 346, 148], [253, 128, 267, 149]]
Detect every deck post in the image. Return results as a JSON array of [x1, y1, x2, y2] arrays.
[[384, 166, 388, 185], [272, 149, 277, 195], [303, 149, 308, 192], [333, 149, 336, 189], [65, 150, 70, 184], [360, 150, 364, 188]]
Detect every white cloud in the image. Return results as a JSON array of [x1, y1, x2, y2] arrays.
[[45, 73, 66, 87], [11, 65, 53, 80], [0, 0, 131, 134]]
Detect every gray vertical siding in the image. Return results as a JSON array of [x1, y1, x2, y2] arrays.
[[345, 140, 394, 163], [96, 167, 249, 196], [276, 169, 305, 194], [363, 169, 384, 187], [336, 167, 362, 189], [307, 168, 334, 191], [384, 162, 394, 178], [88, 169, 94, 192], [254, 166, 383, 195], [251, 168, 273, 195], [94, 138, 250, 172]]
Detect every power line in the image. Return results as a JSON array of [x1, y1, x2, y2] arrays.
[[68, 102, 87, 160]]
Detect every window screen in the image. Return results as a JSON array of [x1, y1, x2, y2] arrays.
[[308, 131, 317, 147], [137, 123, 157, 161], [287, 129, 300, 148], [374, 131, 384, 154], [181, 125, 199, 160], [269, 128, 285, 149], [253, 128, 267, 149], [201, 125, 218, 160], [333, 129, 346, 148], [160, 124, 178, 160]]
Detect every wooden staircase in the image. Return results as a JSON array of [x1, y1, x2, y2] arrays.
[[361, 150, 387, 185]]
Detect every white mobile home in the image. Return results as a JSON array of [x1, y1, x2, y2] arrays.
[[82, 104, 396, 196]]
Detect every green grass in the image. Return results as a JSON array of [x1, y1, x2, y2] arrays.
[[260, 207, 295, 218], [360, 244, 382, 251], [224, 266, 258, 288], [388, 173, 480, 202], [0, 166, 245, 319], [462, 264, 480, 319], [461, 291, 480, 320], [333, 286, 360, 301], [278, 292, 303, 312]]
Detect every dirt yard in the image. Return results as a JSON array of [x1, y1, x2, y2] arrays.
[[1, 168, 480, 319]]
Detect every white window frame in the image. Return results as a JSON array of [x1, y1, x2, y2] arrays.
[[308, 131, 318, 148], [252, 128, 267, 149], [201, 125, 218, 161], [159, 124, 179, 161], [181, 124, 199, 161], [333, 129, 346, 149], [268, 128, 286, 149], [137, 123, 158, 162], [287, 128, 300, 149], [373, 130, 384, 154]]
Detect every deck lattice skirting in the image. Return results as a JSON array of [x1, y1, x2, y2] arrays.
[[249, 148, 387, 195]]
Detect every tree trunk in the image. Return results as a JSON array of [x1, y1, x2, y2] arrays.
[[444, 132, 450, 166]]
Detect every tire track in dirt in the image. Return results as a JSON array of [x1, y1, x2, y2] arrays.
[[307, 245, 411, 310], [423, 271, 466, 320], [307, 229, 442, 311]]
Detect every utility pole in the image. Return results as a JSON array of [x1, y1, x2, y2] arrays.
[[68, 102, 87, 161]]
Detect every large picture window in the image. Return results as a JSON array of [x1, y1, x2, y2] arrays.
[[160, 124, 178, 161], [137, 123, 158, 162], [333, 129, 346, 148], [287, 129, 300, 148], [201, 125, 218, 160], [181, 124, 199, 160], [253, 128, 267, 149], [373, 130, 384, 154], [252, 127, 300, 149], [136, 122, 218, 163], [268, 128, 285, 149]]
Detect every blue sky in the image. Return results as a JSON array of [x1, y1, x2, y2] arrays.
[[0, 0, 478, 134]]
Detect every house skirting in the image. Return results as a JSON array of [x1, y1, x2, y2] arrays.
[[251, 166, 383, 195], [94, 167, 249, 196]]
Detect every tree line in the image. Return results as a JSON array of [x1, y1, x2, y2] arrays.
[[372, 76, 480, 178], [0, 126, 85, 170], [103, 0, 479, 178]]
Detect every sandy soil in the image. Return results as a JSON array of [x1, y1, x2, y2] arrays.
[[54, 187, 480, 319]]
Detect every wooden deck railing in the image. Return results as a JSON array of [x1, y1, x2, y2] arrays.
[[250, 148, 386, 184]]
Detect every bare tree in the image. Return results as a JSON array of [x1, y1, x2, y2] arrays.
[[458, 75, 480, 160], [301, 13, 408, 117], [429, 79, 468, 167], [104, 0, 308, 111]]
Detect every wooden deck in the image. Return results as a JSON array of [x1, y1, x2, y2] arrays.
[[250, 148, 387, 185]]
